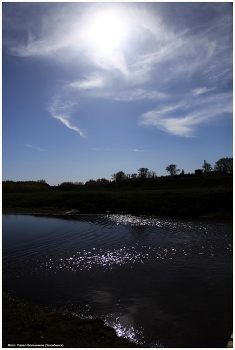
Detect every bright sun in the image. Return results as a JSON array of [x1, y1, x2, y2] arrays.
[[88, 12, 125, 50]]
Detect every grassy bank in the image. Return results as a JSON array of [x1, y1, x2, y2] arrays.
[[3, 187, 233, 220], [2, 294, 141, 348]]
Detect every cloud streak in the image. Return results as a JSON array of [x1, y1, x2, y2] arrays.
[[25, 144, 48, 152], [93, 148, 150, 152], [139, 91, 232, 137], [69, 74, 104, 91], [47, 94, 85, 137]]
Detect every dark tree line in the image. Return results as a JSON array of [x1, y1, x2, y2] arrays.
[[3, 157, 232, 191], [111, 168, 157, 183], [165, 158, 233, 177], [201, 158, 233, 173], [2, 180, 50, 193]]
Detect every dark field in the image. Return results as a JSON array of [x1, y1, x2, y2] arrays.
[[2, 176, 233, 219]]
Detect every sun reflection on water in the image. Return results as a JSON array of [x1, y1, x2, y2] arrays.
[[40, 245, 149, 273], [104, 313, 164, 347]]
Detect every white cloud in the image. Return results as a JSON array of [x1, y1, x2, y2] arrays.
[[129, 34, 218, 87], [7, 4, 131, 75], [114, 89, 168, 102], [25, 144, 48, 152], [47, 94, 85, 137], [88, 49, 129, 76], [192, 87, 215, 96], [69, 74, 104, 90], [139, 92, 232, 137], [132, 149, 148, 152], [92, 148, 150, 152], [4, 3, 232, 138]]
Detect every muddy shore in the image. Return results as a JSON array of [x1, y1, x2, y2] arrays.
[[2, 294, 142, 348]]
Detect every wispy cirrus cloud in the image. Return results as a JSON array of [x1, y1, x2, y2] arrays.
[[4, 3, 232, 138], [47, 93, 85, 137], [139, 91, 232, 137], [192, 87, 215, 96], [25, 144, 48, 152], [133, 149, 149, 152], [113, 89, 169, 102], [93, 148, 150, 152], [69, 73, 104, 91], [5, 3, 130, 75]]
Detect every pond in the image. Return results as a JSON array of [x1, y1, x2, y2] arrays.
[[2, 214, 233, 347]]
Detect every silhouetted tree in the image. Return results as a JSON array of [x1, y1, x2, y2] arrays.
[[138, 168, 149, 179], [148, 170, 157, 179], [202, 162, 212, 172], [96, 178, 110, 184], [85, 179, 97, 185], [214, 157, 233, 173], [166, 164, 180, 176], [111, 171, 126, 182], [137, 168, 157, 179], [58, 182, 75, 189]]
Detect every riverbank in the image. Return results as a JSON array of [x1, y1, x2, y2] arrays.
[[2, 185, 233, 220], [2, 208, 232, 223], [2, 294, 141, 348]]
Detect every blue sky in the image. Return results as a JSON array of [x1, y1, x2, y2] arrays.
[[2, 2, 233, 185]]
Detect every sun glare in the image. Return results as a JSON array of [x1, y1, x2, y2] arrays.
[[88, 12, 125, 50]]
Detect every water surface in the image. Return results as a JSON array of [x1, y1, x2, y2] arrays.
[[2, 214, 233, 347]]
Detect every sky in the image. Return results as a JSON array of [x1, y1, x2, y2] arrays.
[[2, 2, 233, 185]]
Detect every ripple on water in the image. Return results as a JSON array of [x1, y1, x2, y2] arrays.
[[2, 214, 233, 348]]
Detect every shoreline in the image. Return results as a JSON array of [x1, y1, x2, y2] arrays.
[[2, 208, 233, 222], [2, 293, 142, 348]]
